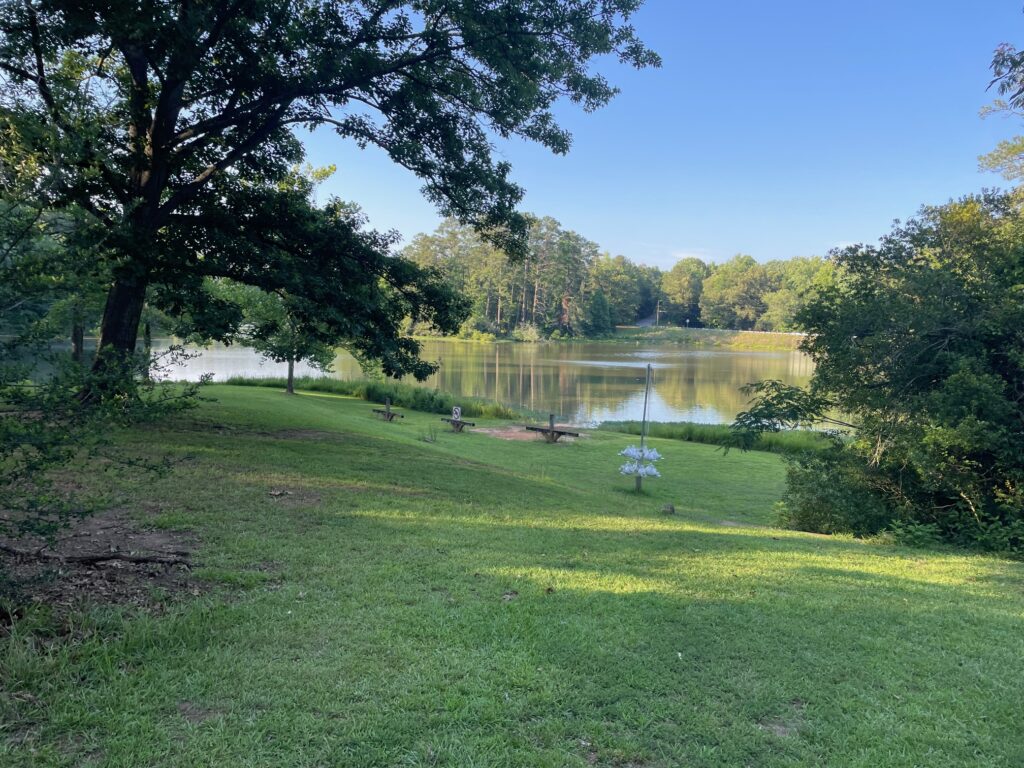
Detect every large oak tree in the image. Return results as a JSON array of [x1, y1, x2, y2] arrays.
[[0, 0, 657, 376]]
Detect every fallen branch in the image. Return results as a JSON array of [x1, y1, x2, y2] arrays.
[[0, 542, 190, 566]]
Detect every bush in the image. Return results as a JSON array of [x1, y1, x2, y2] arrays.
[[223, 376, 518, 419], [886, 521, 944, 549], [511, 323, 542, 342], [775, 449, 892, 536], [457, 317, 500, 342]]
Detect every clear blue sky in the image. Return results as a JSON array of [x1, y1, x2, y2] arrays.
[[303, 1, 1023, 269]]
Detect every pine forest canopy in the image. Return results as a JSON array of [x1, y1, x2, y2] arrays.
[[0, 0, 658, 378]]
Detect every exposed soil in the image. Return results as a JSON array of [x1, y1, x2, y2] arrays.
[[268, 428, 343, 441], [0, 508, 198, 628], [756, 698, 806, 738], [267, 487, 323, 507], [476, 425, 585, 442], [177, 701, 223, 725]]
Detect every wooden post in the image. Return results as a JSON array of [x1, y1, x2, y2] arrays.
[[385, 397, 391, 420]]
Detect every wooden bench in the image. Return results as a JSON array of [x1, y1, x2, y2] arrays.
[[524, 414, 580, 443], [441, 417, 475, 433], [372, 399, 404, 422]]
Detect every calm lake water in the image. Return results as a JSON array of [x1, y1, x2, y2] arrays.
[[155, 339, 812, 425]]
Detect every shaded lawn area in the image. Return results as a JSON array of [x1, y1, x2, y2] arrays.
[[2, 385, 1023, 767]]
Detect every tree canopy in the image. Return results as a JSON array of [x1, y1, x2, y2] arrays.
[[0, 0, 658, 374], [733, 192, 1024, 552]]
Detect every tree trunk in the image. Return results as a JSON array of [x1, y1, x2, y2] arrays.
[[92, 273, 149, 371], [142, 320, 153, 380], [286, 357, 295, 394], [70, 303, 85, 364], [520, 258, 530, 323]]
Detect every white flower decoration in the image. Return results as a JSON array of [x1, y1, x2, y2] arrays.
[[618, 444, 662, 480]]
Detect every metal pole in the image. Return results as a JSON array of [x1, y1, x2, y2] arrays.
[[637, 363, 652, 492]]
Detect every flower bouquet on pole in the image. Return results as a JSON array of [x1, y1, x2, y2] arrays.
[[619, 444, 662, 492], [619, 363, 662, 492]]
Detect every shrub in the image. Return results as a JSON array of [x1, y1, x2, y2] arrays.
[[511, 323, 542, 342], [886, 521, 944, 549], [775, 449, 892, 536]]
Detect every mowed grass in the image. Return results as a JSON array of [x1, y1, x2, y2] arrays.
[[2, 385, 1023, 767]]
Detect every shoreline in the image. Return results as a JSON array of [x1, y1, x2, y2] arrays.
[[411, 326, 806, 352]]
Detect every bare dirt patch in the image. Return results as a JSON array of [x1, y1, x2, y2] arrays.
[[177, 701, 223, 725], [756, 698, 806, 738], [268, 428, 342, 441], [1, 509, 198, 626], [266, 487, 323, 507], [477, 425, 585, 442], [757, 718, 797, 738]]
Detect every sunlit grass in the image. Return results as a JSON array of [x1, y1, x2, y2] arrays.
[[2, 385, 1022, 767]]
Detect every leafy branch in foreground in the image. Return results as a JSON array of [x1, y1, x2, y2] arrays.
[[727, 380, 853, 452], [0, 345, 206, 541]]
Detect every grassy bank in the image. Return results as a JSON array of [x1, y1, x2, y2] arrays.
[[3, 385, 1023, 766], [598, 420, 829, 455], [224, 375, 519, 419]]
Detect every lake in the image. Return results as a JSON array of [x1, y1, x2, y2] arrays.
[[156, 338, 812, 425]]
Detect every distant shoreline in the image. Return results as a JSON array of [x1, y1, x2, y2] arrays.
[[411, 326, 806, 352], [16, 327, 806, 354]]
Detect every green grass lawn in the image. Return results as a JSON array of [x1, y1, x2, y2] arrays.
[[3, 385, 1023, 767]]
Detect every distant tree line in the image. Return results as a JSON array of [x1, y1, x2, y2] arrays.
[[404, 218, 835, 339]]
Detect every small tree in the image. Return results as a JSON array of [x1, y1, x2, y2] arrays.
[[584, 290, 614, 336], [222, 283, 337, 395]]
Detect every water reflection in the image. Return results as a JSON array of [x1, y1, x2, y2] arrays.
[[152, 339, 812, 425]]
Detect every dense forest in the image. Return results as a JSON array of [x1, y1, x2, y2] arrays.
[[403, 217, 835, 339]]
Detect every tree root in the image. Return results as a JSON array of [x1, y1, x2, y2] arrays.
[[0, 542, 190, 566]]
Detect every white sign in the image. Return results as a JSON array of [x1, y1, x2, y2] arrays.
[[452, 406, 462, 421]]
